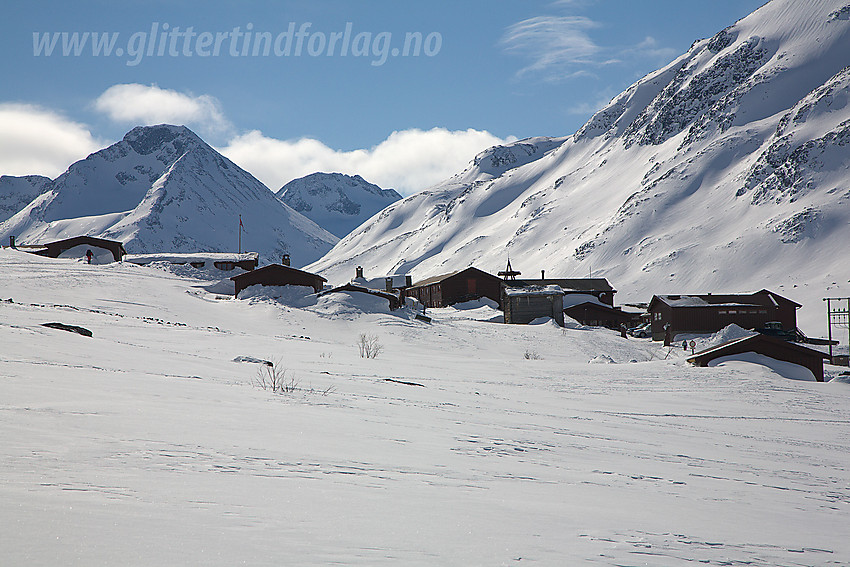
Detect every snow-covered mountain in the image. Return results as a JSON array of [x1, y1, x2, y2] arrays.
[[277, 172, 401, 238], [0, 125, 338, 266], [308, 0, 850, 332], [0, 175, 52, 224]]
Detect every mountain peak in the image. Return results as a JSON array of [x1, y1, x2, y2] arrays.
[[0, 125, 338, 264], [122, 124, 204, 156], [277, 172, 401, 238]]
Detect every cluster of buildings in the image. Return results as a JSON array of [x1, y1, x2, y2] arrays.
[[7, 235, 843, 381]]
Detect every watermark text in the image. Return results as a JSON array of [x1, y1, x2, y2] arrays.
[[33, 22, 443, 67]]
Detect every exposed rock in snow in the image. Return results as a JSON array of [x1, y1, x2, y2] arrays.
[[0, 175, 52, 223]]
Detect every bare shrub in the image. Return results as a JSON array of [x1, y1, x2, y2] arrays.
[[254, 361, 298, 393], [524, 349, 542, 360], [358, 333, 384, 359]]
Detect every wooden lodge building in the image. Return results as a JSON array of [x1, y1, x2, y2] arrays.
[[404, 267, 504, 308], [687, 334, 830, 382], [649, 290, 800, 342]]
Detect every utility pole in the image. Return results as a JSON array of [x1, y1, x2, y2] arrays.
[[238, 215, 243, 254]]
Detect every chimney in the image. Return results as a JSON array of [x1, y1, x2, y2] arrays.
[[9, 236, 16, 248], [282, 254, 290, 266], [541, 269, 545, 280], [385, 277, 393, 292], [405, 275, 412, 288], [356, 266, 364, 279]]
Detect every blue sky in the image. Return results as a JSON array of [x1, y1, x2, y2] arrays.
[[1, 0, 766, 194]]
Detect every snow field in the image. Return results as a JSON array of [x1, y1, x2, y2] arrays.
[[1, 249, 848, 566]]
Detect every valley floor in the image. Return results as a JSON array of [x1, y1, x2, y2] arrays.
[[1, 249, 848, 566]]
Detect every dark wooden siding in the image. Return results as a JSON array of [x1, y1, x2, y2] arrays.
[[504, 294, 564, 326]]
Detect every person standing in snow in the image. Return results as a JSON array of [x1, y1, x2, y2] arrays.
[[85, 249, 93, 264]]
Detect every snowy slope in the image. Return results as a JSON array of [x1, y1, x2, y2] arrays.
[[1, 248, 848, 566], [308, 0, 850, 334], [0, 125, 338, 266], [0, 174, 52, 223], [277, 172, 401, 238]]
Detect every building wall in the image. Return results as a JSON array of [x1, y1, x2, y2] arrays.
[[442, 271, 503, 307], [505, 294, 564, 326]]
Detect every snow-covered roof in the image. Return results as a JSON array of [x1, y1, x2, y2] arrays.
[[657, 295, 763, 308], [125, 252, 259, 264], [562, 293, 608, 309], [351, 274, 410, 290], [503, 285, 565, 297]]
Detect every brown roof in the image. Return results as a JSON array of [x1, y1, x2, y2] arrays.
[[687, 334, 830, 364], [230, 263, 326, 283], [650, 289, 801, 311], [408, 267, 498, 288]]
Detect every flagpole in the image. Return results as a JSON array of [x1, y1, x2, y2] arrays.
[[238, 215, 242, 254]]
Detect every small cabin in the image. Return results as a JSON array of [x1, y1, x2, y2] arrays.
[[230, 263, 327, 296], [687, 334, 830, 382], [503, 285, 565, 327]]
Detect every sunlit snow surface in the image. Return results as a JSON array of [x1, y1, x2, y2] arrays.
[[1, 249, 848, 566]]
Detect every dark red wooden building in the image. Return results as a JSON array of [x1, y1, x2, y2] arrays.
[[230, 263, 327, 296], [648, 290, 800, 342], [687, 334, 830, 382], [404, 267, 503, 308]]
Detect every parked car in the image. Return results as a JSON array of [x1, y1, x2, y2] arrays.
[[628, 323, 651, 338]]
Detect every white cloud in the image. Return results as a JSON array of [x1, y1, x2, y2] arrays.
[[93, 83, 232, 138], [219, 127, 515, 196], [502, 16, 603, 79], [0, 104, 103, 178], [4, 88, 514, 197], [502, 15, 678, 82]]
